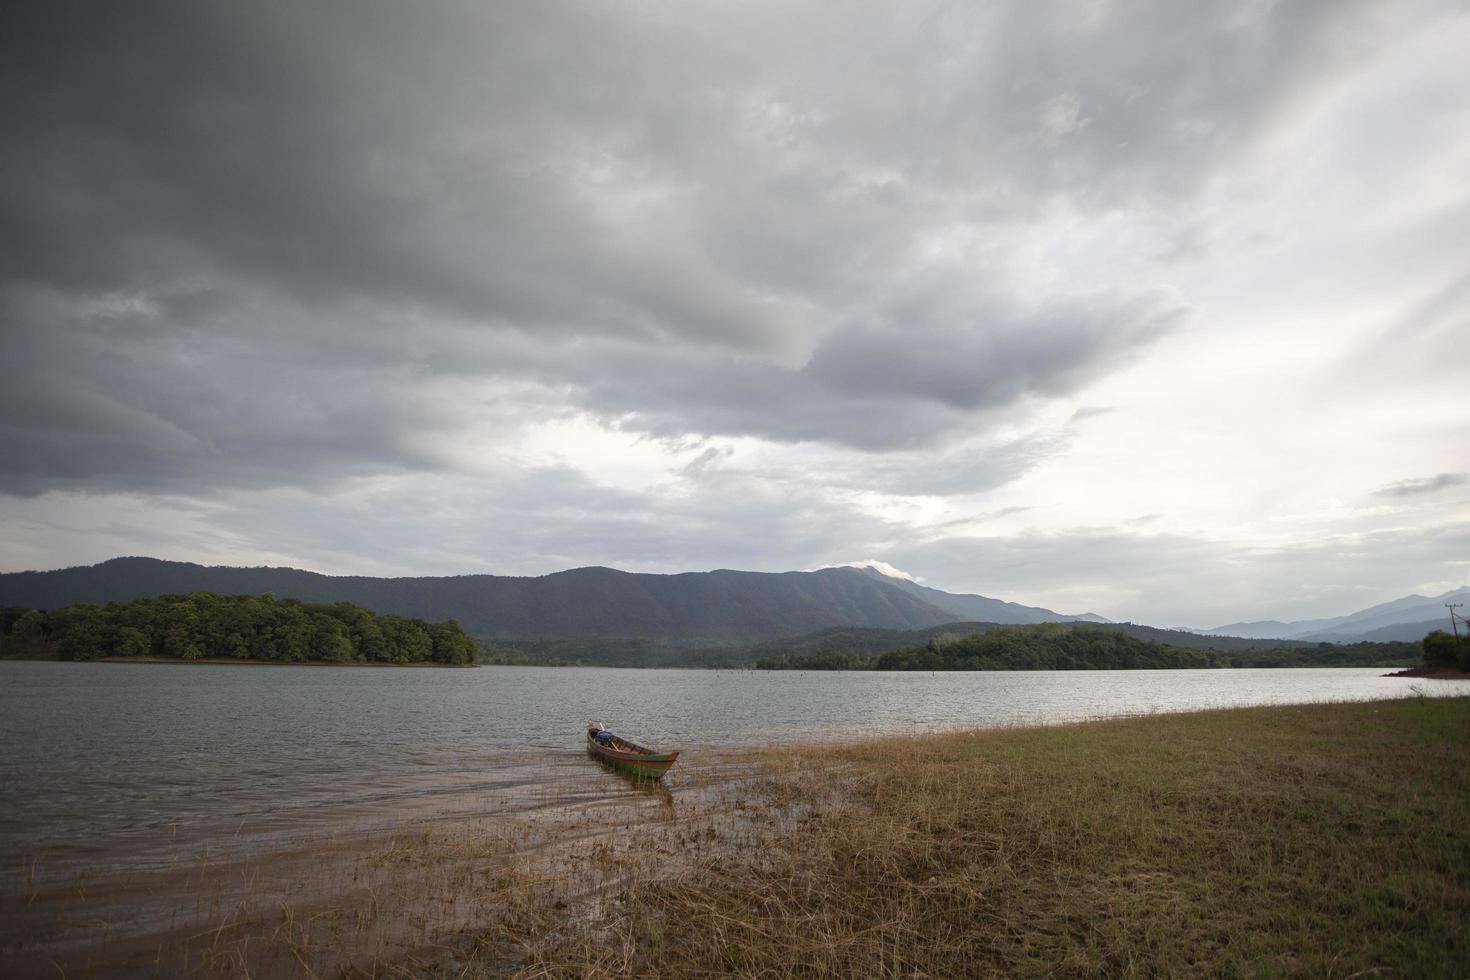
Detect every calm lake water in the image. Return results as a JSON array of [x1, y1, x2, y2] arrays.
[[2, 661, 1466, 888]]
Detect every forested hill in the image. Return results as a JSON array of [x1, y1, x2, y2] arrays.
[[754, 622, 1420, 671], [738, 619, 1327, 664], [876, 625, 1227, 670], [0, 557, 1086, 646], [0, 594, 477, 664]]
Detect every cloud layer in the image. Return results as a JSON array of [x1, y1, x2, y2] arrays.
[[3, 1, 1468, 624]]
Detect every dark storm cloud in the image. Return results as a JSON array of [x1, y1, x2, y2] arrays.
[[804, 295, 1181, 413], [0, 1, 836, 347], [519, 290, 1183, 452], [1373, 473, 1468, 498], [0, 0, 1401, 494], [0, 286, 501, 495]]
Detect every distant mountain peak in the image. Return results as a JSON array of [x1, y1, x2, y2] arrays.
[[841, 564, 1107, 625]]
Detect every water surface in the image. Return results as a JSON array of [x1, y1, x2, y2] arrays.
[[2, 661, 1464, 886]]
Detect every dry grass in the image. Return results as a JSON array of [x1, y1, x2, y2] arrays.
[[499, 698, 1470, 978]]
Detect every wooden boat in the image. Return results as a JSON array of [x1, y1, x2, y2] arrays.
[[586, 721, 679, 778]]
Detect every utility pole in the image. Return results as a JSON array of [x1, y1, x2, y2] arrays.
[[1448, 603, 1465, 641]]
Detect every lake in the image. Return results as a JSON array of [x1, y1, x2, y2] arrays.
[[2, 660, 1467, 890]]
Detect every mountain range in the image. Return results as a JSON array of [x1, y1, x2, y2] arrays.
[[1203, 587, 1470, 643], [0, 557, 1100, 647], [1, 557, 1458, 648]]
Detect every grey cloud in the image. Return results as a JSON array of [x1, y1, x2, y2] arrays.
[[677, 432, 1059, 501], [560, 291, 1182, 452], [1070, 406, 1113, 422], [0, 2, 849, 355], [0, 0, 1449, 497], [680, 447, 732, 480], [1374, 473, 1468, 498], [827, 433, 1064, 499], [0, 274, 1177, 498], [862, 443, 1054, 498], [5, 0, 1399, 308], [806, 294, 1182, 412], [0, 286, 532, 496], [926, 507, 1034, 533]]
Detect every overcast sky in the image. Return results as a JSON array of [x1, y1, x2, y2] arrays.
[[2, 1, 1467, 627]]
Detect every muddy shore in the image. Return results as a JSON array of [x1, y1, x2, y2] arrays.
[[0, 749, 788, 979]]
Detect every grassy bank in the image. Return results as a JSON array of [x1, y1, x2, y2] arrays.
[[496, 697, 1470, 977]]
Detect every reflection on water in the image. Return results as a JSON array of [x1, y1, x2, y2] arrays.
[[587, 748, 679, 801], [1, 661, 1465, 888]]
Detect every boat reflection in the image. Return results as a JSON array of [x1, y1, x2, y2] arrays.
[[587, 752, 676, 818]]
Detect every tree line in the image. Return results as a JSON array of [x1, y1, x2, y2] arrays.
[[876, 625, 1227, 670], [756, 623, 1422, 671], [0, 593, 478, 665]]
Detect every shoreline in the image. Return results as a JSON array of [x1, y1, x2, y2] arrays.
[[4, 696, 1467, 977], [1383, 665, 1470, 678], [93, 656, 478, 668], [4, 656, 1438, 672]]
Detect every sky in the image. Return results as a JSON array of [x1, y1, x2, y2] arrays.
[[2, 1, 1467, 628]]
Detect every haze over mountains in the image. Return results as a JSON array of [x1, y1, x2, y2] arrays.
[[1204, 587, 1470, 643]]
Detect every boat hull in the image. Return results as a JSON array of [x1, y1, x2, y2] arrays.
[[586, 729, 679, 778]]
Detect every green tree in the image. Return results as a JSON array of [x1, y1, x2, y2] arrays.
[[310, 614, 355, 662], [54, 605, 108, 661], [114, 626, 151, 658], [429, 620, 476, 664], [6, 609, 52, 659], [1422, 630, 1462, 671], [1, 593, 467, 667]]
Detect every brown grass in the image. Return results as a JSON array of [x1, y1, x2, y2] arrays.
[[497, 698, 1470, 978]]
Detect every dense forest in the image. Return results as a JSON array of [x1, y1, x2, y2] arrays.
[[739, 619, 1359, 664], [756, 623, 1421, 671], [0, 593, 477, 665]]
